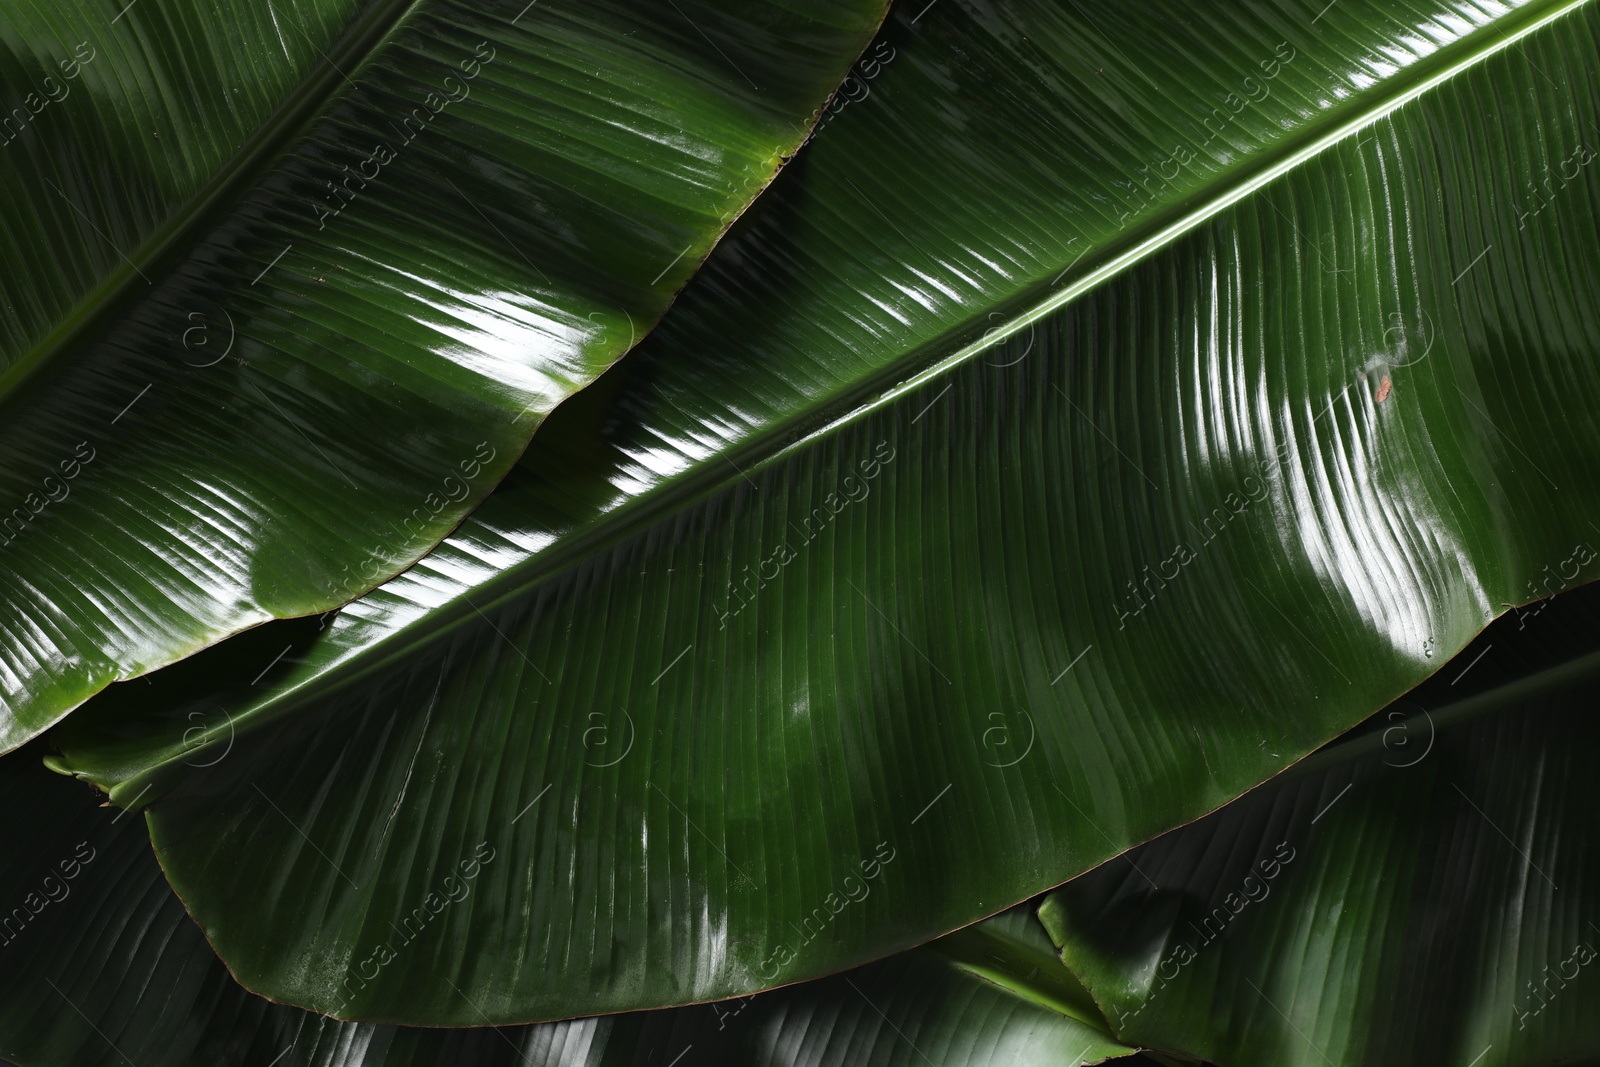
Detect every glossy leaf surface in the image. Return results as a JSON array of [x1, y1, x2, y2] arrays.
[[0, 748, 1133, 1067], [0, 0, 885, 747], [1041, 581, 1600, 1067], [52, 0, 1600, 1026]]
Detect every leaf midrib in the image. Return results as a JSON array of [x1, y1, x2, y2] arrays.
[[105, 0, 1591, 806], [0, 0, 427, 410]]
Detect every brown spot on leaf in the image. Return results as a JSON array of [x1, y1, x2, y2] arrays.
[[1375, 374, 1392, 403]]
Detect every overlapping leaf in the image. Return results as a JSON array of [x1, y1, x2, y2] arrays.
[[0, 0, 886, 747], [51, 0, 1600, 1026], [0, 744, 1135, 1067], [1041, 581, 1600, 1067]]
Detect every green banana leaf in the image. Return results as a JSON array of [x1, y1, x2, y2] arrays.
[[1040, 580, 1600, 1067], [0, 745, 1136, 1067], [50, 0, 1600, 1026], [0, 0, 885, 748]]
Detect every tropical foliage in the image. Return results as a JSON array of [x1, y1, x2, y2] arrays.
[[2, 0, 1597, 1063]]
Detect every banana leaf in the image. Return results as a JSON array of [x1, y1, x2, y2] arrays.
[[50, 0, 1600, 1026], [0, 743, 1135, 1067], [0, 0, 885, 748], [1041, 580, 1600, 1067]]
